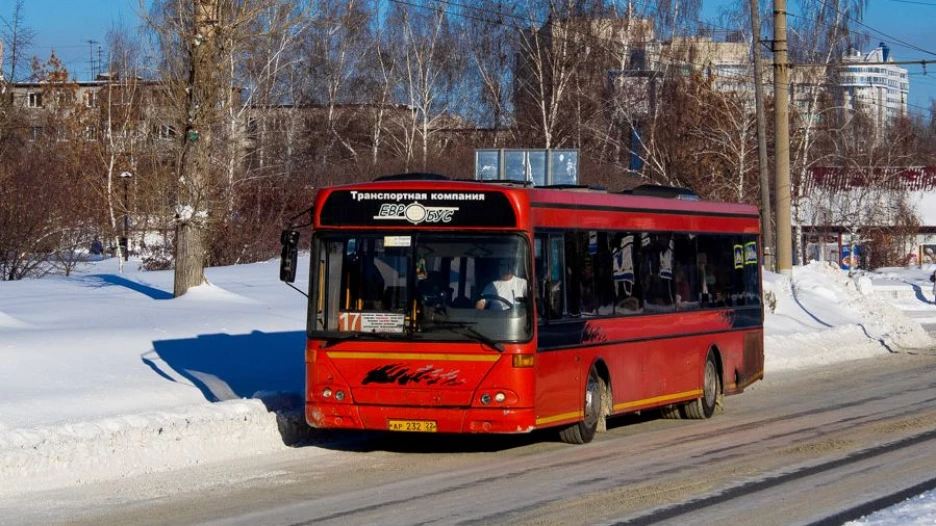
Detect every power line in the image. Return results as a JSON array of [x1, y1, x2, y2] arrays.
[[810, 0, 936, 57], [888, 0, 936, 5]]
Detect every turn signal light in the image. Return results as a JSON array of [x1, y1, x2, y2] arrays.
[[512, 354, 535, 368]]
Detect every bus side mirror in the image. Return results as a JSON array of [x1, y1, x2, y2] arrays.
[[280, 229, 300, 283]]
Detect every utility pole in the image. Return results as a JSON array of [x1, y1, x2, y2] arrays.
[[773, 0, 792, 276], [750, 0, 773, 272]]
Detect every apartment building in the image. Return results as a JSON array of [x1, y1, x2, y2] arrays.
[[6, 74, 177, 148], [837, 43, 909, 128], [661, 33, 754, 95]]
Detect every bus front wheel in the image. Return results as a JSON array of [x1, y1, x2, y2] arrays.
[[684, 351, 722, 420], [559, 365, 604, 444]]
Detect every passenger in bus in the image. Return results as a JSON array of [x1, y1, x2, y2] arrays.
[[713, 268, 733, 307], [675, 265, 697, 310], [580, 258, 597, 315], [697, 253, 715, 305], [476, 258, 528, 310]]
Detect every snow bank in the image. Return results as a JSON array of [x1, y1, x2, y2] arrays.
[[764, 262, 934, 373], [0, 396, 308, 496]]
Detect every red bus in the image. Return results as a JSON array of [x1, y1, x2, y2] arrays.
[[280, 173, 764, 444]]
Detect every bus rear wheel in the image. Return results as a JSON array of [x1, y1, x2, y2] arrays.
[[684, 351, 722, 420], [559, 365, 604, 444]]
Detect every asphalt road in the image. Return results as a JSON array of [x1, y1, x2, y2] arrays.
[[8, 345, 936, 526]]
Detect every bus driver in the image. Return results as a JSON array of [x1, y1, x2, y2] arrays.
[[476, 258, 528, 310]]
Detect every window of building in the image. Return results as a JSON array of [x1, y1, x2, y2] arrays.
[[84, 91, 98, 108], [27, 92, 43, 108], [157, 124, 177, 140]]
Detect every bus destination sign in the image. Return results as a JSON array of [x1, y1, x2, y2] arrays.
[[319, 190, 517, 227]]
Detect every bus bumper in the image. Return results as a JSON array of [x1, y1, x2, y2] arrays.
[[307, 403, 537, 434]]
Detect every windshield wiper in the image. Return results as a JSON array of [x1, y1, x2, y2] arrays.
[[424, 321, 505, 352], [319, 331, 405, 348]]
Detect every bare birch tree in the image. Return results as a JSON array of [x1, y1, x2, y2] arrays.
[[302, 0, 372, 166], [466, 0, 519, 142], [387, 1, 462, 170], [514, 0, 584, 150], [366, 1, 397, 167], [0, 0, 35, 83]]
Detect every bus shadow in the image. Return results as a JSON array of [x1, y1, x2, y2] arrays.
[[311, 413, 663, 454], [606, 412, 662, 432], [339, 430, 552, 453], [147, 331, 306, 402], [145, 330, 320, 446]]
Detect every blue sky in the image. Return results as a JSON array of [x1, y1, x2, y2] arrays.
[[7, 0, 140, 79], [9, 0, 936, 113]]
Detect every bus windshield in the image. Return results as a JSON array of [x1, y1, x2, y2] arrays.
[[310, 233, 532, 344]]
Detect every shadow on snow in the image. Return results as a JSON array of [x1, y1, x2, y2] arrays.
[[145, 330, 313, 445], [147, 330, 305, 401], [85, 273, 174, 300]]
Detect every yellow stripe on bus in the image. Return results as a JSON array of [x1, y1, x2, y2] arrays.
[[536, 389, 706, 426], [325, 351, 500, 362], [612, 390, 703, 412], [536, 411, 584, 425]]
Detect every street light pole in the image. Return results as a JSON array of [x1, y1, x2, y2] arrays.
[[120, 171, 133, 261]]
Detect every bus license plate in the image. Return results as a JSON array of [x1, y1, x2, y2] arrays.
[[388, 420, 438, 433]]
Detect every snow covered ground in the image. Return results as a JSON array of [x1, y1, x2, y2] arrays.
[[1, 256, 935, 522]]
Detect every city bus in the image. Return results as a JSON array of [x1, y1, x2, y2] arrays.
[[279, 173, 763, 444]]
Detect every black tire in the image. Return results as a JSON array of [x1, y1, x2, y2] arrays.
[[559, 365, 604, 444], [660, 404, 682, 419], [684, 351, 721, 420]]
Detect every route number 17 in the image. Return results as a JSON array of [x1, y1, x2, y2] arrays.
[[338, 312, 362, 331]]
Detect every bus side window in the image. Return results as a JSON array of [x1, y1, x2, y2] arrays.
[[742, 236, 761, 305], [535, 233, 565, 320], [612, 232, 640, 314], [673, 234, 699, 310], [641, 234, 675, 311], [697, 235, 734, 307], [534, 236, 546, 319], [580, 232, 597, 315], [564, 232, 581, 317]]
